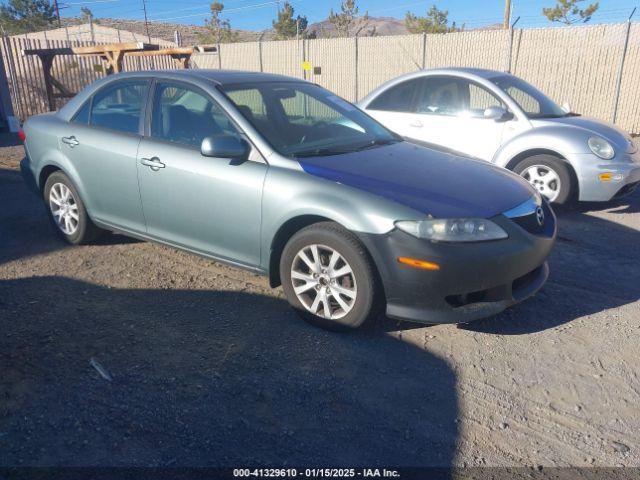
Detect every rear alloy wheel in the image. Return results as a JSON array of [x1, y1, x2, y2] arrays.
[[514, 155, 573, 204], [280, 222, 380, 331], [44, 171, 102, 245]]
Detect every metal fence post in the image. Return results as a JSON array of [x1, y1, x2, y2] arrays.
[[217, 42, 221, 69], [421, 32, 427, 69], [506, 17, 520, 73], [612, 8, 636, 124], [354, 36, 358, 101]]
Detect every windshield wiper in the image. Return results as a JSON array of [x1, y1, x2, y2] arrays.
[[293, 147, 354, 158], [292, 138, 399, 158]]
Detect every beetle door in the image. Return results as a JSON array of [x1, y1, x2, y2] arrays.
[[410, 76, 511, 161]]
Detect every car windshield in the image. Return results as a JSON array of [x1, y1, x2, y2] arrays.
[[220, 82, 400, 158], [490, 75, 572, 119]]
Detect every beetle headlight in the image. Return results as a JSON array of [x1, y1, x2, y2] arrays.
[[588, 136, 615, 160], [395, 218, 508, 243]]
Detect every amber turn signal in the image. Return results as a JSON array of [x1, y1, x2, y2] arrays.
[[397, 257, 440, 271]]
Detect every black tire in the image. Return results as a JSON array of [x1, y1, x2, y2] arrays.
[[280, 222, 381, 332], [513, 154, 574, 204], [43, 171, 103, 245]]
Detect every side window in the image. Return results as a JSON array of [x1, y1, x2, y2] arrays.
[[225, 88, 268, 122], [90, 81, 147, 134], [465, 82, 506, 117], [415, 77, 464, 116], [72, 100, 91, 124], [280, 90, 341, 124], [151, 83, 239, 148], [368, 78, 421, 112], [503, 86, 540, 115], [415, 77, 505, 117]]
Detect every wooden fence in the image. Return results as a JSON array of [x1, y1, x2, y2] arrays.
[[3, 22, 640, 133], [1, 36, 177, 119]]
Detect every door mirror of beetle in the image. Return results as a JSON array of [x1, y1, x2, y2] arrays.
[[483, 106, 512, 122]]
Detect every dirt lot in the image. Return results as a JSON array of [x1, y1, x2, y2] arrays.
[[1, 133, 639, 468]]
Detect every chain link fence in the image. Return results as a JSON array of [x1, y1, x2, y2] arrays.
[[2, 21, 639, 133]]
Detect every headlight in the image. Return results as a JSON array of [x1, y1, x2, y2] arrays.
[[395, 218, 508, 243], [588, 136, 615, 160]]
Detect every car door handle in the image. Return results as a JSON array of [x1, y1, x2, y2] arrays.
[[140, 157, 165, 171], [61, 136, 79, 147], [409, 120, 423, 128]]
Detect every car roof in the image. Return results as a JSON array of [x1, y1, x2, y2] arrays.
[[110, 69, 303, 86], [424, 67, 509, 79]]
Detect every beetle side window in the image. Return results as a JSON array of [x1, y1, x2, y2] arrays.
[[415, 77, 505, 117], [151, 82, 239, 148], [415, 77, 463, 115], [90, 81, 147, 134], [367, 78, 421, 112], [466, 83, 506, 117]]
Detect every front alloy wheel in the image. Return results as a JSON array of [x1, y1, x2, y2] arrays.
[[514, 154, 573, 204], [291, 244, 357, 320], [280, 222, 380, 331], [521, 165, 561, 203]]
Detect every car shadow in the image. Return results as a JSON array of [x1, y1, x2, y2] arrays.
[[0, 276, 459, 468], [460, 190, 640, 335]]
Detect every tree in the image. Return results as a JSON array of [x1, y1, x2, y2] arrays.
[[0, 0, 56, 35], [272, 2, 309, 39], [328, 0, 365, 37], [543, 0, 599, 25], [201, 2, 238, 43], [80, 6, 98, 25], [80, 6, 92, 23], [405, 5, 460, 34]]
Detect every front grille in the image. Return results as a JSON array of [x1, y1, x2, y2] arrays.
[[511, 201, 554, 236]]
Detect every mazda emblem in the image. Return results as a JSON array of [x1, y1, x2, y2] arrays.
[[536, 206, 545, 226]]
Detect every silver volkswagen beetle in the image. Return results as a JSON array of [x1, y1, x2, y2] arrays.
[[20, 70, 555, 331], [359, 68, 640, 204]]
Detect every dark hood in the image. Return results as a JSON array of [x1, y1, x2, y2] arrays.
[[298, 141, 534, 219]]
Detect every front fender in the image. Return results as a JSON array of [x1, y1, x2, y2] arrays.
[[493, 125, 590, 171], [260, 166, 424, 271]]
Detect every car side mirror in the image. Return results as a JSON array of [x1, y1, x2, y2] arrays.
[[483, 106, 512, 122], [201, 135, 250, 160]]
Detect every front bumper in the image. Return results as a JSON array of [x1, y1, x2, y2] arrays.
[[572, 151, 640, 201], [357, 204, 556, 325]]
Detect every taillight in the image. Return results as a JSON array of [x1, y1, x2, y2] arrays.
[[18, 128, 26, 143]]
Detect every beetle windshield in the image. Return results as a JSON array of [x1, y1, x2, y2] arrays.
[[220, 82, 400, 158], [490, 75, 570, 119]]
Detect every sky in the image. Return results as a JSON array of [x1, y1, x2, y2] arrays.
[[57, 0, 639, 31]]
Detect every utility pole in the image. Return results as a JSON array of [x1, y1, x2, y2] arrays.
[[504, 0, 512, 29], [142, 0, 151, 43], [53, 0, 62, 27]]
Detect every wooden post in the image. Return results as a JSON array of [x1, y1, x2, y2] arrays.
[[38, 53, 56, 111]]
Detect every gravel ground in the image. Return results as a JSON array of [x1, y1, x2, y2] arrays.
[[1, 133, 639, 468]]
